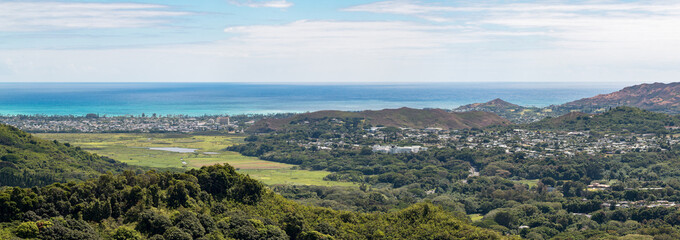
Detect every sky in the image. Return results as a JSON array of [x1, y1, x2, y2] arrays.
[[0, 0, 679, 83]]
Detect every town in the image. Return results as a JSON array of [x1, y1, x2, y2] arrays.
[[0, 114, 250, 133], [5, 114, 677, 159], [295, 119, 678, 159]]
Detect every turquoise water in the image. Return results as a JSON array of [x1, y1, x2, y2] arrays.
[[0, 82, 623, 116]]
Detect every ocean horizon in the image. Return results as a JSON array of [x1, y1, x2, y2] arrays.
[[0, 82, 626, 116]]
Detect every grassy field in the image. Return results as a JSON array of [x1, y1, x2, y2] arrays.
[[513, 179, 539, 188], [468, 214, 484, 222], [37, 133, 288, 169], [240, 169, 357, 187], [37, 133, 355, 187]]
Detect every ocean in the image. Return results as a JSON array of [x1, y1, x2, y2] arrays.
[[0, 82, 624, 116]]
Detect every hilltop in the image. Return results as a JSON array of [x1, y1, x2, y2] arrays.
[[557, 82, 680, 114], [456, 98, 520, 109], [454, 99, 550, 123], [248, 107, 510, 132], [0, 124, 129, 187]]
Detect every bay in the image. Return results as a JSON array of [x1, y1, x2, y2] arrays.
[[0, 82, 624, 116]]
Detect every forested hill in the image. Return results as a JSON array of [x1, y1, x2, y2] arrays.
[[248, 107, 510, 132], [456, 98, 521, 110], [527, 106, 680, 133], [0, 164, 510, 240], [454, 99, 548, 123], [557, 82, 680, 114], [0, 123, 128, 187]]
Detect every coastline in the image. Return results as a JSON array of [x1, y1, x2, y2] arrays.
[[0, 82, 622, 116]]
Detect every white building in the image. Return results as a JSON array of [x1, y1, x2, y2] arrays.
[[372, 145, 427, 154]]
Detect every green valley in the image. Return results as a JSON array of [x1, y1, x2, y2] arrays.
[[35, 133, 287, 169], [35, 133, 354, 187], [6, 104, 680, 239]]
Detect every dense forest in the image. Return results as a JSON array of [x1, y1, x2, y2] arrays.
[[0, 164, 507, 239], [0, 124, 129, 187]]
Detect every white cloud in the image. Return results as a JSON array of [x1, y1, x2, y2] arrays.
[[220, 20, 472, 57], [0, 20, 478, 83], [343, 1, 680, 58], [5, 43, 678, 84], [0, 61, 10, 76], [228, 0, 293, 8], [344, 1, 456, 15], [343, 0, 459, 22], [3, 0, 680, 83], [344, 1, 680, 15], [0, 2, 189, 31]]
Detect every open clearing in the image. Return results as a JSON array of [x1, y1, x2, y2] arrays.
[[513, 179, 539, 188], [240, 169, 357, 187], [37, 133, 354, 187], [468, 214, 484, 222]]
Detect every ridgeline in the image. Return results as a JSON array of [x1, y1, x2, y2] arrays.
[[248, 107, 510, 133], [559, 82, 680, 114]]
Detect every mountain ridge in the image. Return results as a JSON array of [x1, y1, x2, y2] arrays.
[[247, 107, 510, 132], [558, 82, 680, 114], [456, 82, 680, 123]]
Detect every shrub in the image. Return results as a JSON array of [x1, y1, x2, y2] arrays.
[[112, 226, 142, 240], [15, 221, 39, 238]]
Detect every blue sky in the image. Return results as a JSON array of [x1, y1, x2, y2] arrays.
[[0, 0, 679, 83]]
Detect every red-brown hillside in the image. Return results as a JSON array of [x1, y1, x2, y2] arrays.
[[247, 107, 510, 132], [561, 82, 680, 113]]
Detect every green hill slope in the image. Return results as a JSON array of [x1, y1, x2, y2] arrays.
[[454, 98, 552, 123], [527, 106, 680, 134], [0, 124, 129, 187], [0, 164, 511, 240]]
